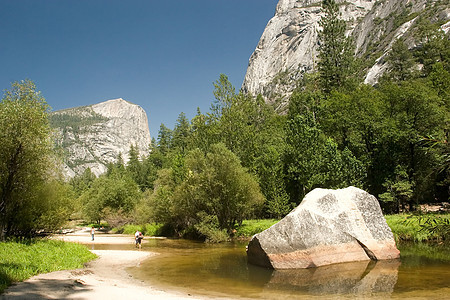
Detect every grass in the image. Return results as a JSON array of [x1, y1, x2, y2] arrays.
[[386, 213, 450, 242], [0, 239, 96, 293], [235, 219, 279, 238], [111, 223, 164, 236], [385, 214, 429, 242]]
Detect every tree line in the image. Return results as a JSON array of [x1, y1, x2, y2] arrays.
[[1, 0, 448, 240]]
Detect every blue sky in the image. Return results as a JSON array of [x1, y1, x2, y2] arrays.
[[0, 0, 278, 138]]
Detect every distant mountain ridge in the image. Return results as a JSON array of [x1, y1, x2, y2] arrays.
[[242, 0, 450, 107], [51, 98, 151, 178]]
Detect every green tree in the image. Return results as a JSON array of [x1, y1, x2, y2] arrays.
[[34, 180, 76, 232], [107, 153, 125, 176], [284, 113, 326, 202], [140, 146, 166, 190], [147, 168, 178, 225], [171, 112, 191, 153], [178, 144, 264, 235], [157, 123, 173, 154], [284, 111, 364, 203], [428, 62, 450, 100], [69, 168, 97, 218], [257, 146, 291, 218], [188, 75, 288, 218], [288, 89, 324, 122], [318, 0, 357, 93], [126, 144, 146, 190], [211, 74, 236, 119], [149, 144, 264, 240], [385, 38, 415, 82], [320, 138, 365, 189], [0, 80, 57, 238], [81, 170, 141, 225], [416, 20, 450, 76], [189, 108, 212, 152], [379, 166, 414, 213], [379, 80, 444, 204]]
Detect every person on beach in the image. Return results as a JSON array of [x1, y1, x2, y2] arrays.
[[135, 230, 143, 248], [91, 227, 95, 241]]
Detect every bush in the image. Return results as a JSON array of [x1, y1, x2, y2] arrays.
[[121, 224, 142, 235], [142, 223, 164, 236], [194, 213, 229, 243], [85, 222, 108, 229]]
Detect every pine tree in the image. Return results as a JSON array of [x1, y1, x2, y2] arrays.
[[385, 38, 415, 82], [318, 0, 356, 93], [157, 123, 173, 154], [172, 112, 191, 153]]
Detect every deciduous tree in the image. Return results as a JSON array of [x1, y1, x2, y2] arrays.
[[0, 80, 57, 238]]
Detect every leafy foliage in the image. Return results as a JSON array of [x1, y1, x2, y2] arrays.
[[0, 80, 73, 238], [80, 165, 140, 225], [147, 144, 264, 241]]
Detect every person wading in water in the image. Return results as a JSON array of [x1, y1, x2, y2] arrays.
[[135, 230, 143, 248]]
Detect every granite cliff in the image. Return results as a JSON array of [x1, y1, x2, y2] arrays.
[[242, 0, 450, 107], [51, 98, 151, 178]]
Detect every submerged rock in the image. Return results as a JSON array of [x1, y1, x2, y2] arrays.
[[247, 186, 400, 269]]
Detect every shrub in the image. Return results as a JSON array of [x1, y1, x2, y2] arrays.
[[194, 213, 229, 243]]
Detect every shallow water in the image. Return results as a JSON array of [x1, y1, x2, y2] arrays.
[[95, 239, 450, 299]]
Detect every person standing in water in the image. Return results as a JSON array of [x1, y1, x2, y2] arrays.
[[135, 230, 143, 248], [90, 227, 95, 241]]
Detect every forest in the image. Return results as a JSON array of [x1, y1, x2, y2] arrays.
[[0, 0, 448, 241]]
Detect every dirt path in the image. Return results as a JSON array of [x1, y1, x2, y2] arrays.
[[0, 230, 209, 300]]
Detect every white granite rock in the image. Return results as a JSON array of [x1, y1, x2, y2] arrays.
[[52, 98, 151, 178], [242, 0, 450, 103], [247, 186, 400, 269]]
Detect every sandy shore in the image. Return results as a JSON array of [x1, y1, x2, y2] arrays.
[[0, 230, 208, 300]]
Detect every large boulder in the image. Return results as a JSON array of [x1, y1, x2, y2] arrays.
[[247, 187, 400, 269]]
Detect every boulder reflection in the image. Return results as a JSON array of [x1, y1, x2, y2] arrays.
[[255, 259, 400, 296]]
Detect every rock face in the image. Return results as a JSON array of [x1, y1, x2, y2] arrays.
[[247, 186, 400, 269], [242, 0, 450, 107], [51, 98, 151, 178]]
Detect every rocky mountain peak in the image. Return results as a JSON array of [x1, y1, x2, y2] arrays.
[[92, 98, 139, 119], [51, 98, 151, 178], [242, 0, 449, 107]]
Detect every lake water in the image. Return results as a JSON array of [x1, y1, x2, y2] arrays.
[[96, 239, 450, 299]]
